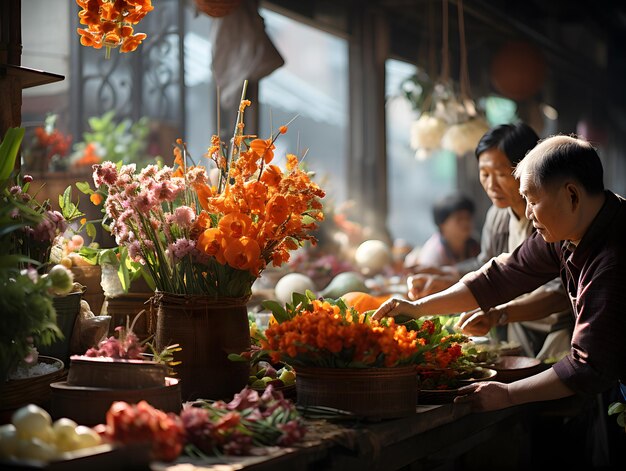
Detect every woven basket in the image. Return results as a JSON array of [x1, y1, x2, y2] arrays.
[[295, 366, 417, 420], [154, 292, 251, 401], [0, 356, 66, 412], [194, 0, 242, 17]]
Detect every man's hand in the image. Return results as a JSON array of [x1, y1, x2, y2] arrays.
[[371, 297, 421, 321], [456, 309, 493, 336], [407, 274, 457, 300], [453, 381, 512, 412]]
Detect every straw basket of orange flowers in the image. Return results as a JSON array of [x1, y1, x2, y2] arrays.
[[258, 291, 467, 420]]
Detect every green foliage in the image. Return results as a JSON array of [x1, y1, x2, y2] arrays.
[[0, 128, 25, 180], [0, 271, 63, 379], [400, 70, 434, 112], [0, 128, 64, 380], [77, 245, 153, 294], [261, 289, 318, 324], [72, 111, 153, 167], [608, 401, 626, 429]]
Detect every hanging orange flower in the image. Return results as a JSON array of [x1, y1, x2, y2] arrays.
[[76, 0, 154, 58]]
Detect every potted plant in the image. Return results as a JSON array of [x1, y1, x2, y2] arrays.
[[49, 313, 182, 426], [0, 128, 78, 415], [257, 290, 468, 419]]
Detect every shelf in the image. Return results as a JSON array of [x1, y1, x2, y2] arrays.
[[0, 63, 65, 89]]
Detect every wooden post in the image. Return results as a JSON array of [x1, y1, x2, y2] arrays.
[[347, 2, 390, 242], [0, 0, 23, 146]]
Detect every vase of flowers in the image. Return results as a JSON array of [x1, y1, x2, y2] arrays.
[[258, 291, 467, 419], [89, 82, 326, 400]]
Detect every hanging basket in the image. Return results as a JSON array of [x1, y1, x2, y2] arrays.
[[295, 365, 417, 420], [153, 292, 251, 401], [194, 0, 242, 17]]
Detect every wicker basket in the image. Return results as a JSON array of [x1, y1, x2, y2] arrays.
[[194, 0, 242, 17], [295, 366, 417, 420], [0, 356, 66, 413]]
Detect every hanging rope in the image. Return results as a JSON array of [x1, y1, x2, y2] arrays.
[[440, 0, 450, 84], [457, 0, 472, 101], [428, 0, 437, 80]]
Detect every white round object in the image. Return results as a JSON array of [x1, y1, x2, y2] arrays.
[[74, 425, 102, 449], [15, 438, 56, 462], [12, 404, 52, 440], [355, 240, 392, 274], [274, 273, 315, 305]]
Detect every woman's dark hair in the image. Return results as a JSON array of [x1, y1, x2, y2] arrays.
[[475, 122, 540, 166], [433, 193, 475, 227]]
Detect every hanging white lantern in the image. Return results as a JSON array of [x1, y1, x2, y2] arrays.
[[441, 117, 490, 156], [409, 112, 447, 159]]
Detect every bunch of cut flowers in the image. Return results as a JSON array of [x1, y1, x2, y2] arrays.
[[257, 290, 467, 369], [97, 385, 306, 460], [89, 83, 325, 298]]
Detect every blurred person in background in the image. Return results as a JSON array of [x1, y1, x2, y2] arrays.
[[405, 192, 480, 268]]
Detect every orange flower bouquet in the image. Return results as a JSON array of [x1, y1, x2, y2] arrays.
[[258, 291, 466, 369], [89, 86, 325, 299]]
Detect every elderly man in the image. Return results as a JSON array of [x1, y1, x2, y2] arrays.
[[373, 135, 626, 412]]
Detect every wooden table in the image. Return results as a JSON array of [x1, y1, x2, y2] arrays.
[[151, 402, 536, 471]]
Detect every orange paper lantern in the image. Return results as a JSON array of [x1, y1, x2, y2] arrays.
[[490, 40, 547, 101]]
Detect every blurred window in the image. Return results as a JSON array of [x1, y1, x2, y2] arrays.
[[386, 59, 456, 247], [258, 8, 349, 205]]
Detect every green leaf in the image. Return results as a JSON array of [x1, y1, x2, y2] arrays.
[[86, 222, 97, 239], [291, 291, 309, 308], [261, 300, 288, 323], [608, 402, 626, 415], [0, 127, 25, 181], [228, 353, 247, 362], [75, 181, 94, 195]]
